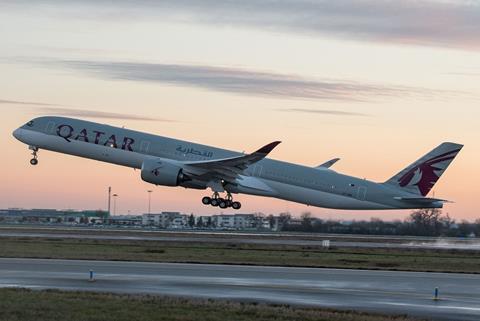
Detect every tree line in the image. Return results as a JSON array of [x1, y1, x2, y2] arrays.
[[281, 209, 480, 237]]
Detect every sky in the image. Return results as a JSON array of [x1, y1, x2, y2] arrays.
[[1, 0, 479, 221]]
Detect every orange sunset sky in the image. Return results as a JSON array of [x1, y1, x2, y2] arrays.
[[1, 1, 479, 221]]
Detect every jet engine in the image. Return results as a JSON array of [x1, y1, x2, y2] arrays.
[[141, 159, 190, 186]]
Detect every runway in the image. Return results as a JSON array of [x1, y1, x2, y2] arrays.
[[2, 227, 480, 250], [0, 258, 479, 320]]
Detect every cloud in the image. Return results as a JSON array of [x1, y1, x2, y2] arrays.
[[0, 99, 55, 106], [0, 98, 174, 122], [446, 72, 480, 77], [37, 107, 175, 122], [278, 108, 370, 117], [48, 60, 434, 102], [8, 0, 480, 50]]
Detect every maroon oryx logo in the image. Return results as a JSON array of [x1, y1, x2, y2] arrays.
[[398, 149, 461, 196]]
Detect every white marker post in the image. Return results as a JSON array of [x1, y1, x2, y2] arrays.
[[322, 240, 331, 249]]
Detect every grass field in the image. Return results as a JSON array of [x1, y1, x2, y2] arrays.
[[0, 236, 479, 273], [0, 288, 423, 321]]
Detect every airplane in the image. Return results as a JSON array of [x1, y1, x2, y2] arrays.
[[13, 116, 463, 210]]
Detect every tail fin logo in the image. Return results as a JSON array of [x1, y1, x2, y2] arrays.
[[398, 149, 461, 196]]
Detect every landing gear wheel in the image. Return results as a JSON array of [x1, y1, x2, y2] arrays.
[[29, 146, 39, 166], [219, 201, 228, 209], [224, 192, 233, 208], [232, 201, 241, 210], [204, 191, 239, 209]]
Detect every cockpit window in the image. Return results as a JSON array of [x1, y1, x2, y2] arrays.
[[26, 121, 34, 127]]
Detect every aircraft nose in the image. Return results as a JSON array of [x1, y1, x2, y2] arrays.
[[12, 128, 22, 140]]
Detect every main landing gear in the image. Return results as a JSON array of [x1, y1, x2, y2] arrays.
[[29, 146, 39, 166], [202, 192, 241, 210]]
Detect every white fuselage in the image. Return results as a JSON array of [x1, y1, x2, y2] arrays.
[[13, 116, 440, 210]]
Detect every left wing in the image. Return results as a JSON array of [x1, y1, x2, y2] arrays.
[[182, 141, 281, 182]]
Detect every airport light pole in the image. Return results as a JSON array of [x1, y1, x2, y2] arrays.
[[147, 190, 153, 214], [112, 193, 118, 216], [107, 186, 112, 216]]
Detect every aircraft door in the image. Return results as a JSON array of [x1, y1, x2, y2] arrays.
[[344, 183, 356, 198], [344, 184, 367, 201], [357, 186, 367, 201], [45, 121, 56, 134]]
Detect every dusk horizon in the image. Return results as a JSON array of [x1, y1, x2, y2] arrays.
[[2, 0, 479, 221]]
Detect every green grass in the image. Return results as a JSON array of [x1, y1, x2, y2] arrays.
[[0, 288, 422, 321], [0, 236, 480, 273]]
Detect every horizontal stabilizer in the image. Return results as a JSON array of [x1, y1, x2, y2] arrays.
[[316, 158, 340, 169], [394, 197, 450, 204]]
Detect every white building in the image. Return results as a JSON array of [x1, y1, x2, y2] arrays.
[[170, 214, 188, 229], [213, 215, 235, 228], [196, 216, 211, 227], [142, 212, 187, 228], [234, 214, 256, 229], [213, 214, 257, 229]]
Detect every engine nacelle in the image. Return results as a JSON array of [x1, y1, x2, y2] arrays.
[[141, 159, 188, 186]]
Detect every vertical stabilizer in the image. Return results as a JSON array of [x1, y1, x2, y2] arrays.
[[384, 142, 463, 196]]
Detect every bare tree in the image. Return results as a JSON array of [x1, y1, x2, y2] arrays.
[[409, 208, 443, 236], [301, 212, 313, 231]]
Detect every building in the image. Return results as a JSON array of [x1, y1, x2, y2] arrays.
[[195, 215, 212, 227], [212, 214, 259, 230], [0, 208, 109, 224], [213, 214, 235, 228], [0, 208, 284, 231], [234, 214, 256, 229], [170, 214, 188, 229], [107, 215, 142, 226], [141, 212, 188, 229]]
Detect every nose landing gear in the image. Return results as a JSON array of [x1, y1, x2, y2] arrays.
[[29, 146, 39, 166], [201, 192, 241, 210]]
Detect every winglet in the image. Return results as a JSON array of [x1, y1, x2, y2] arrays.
[[255, 141, 281, 155]]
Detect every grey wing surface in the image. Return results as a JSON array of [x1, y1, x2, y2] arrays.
[[182, 141, 281, 182]]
